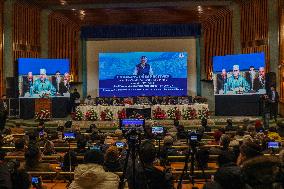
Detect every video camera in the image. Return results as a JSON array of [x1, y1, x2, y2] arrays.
[[188, 131, 201, 146]]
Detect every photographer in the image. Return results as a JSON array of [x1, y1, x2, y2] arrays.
[[127, 140, 173, 189]]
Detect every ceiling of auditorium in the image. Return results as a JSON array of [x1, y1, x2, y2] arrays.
[[27, 0, 235, 26]]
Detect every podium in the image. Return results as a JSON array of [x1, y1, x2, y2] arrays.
[[20, 97, 69, 119], [35, 98, 52, 116]]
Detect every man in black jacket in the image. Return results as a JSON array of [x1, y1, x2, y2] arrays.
[[268, 86, 279, 121], [0, 95, 8, 131]]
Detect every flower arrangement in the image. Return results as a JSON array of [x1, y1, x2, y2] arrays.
[[35, 109, 51, 121], [85, 108, 98, 121], [198, 107, 210, 120], [118, 108, 127, 119], [100, 108, 114, 121], [152, 106, 167, 119], [72, 109, 83, 121], [182, 107, 197, 120], [267, 132, 282, 142], [167, 107, 181, 120]]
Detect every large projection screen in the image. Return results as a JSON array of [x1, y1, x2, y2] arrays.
[[86, 38, 196, 97]]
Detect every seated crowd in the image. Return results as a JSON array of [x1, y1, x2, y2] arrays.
[[0, 118, 284, 189], [81, 95, 206, 106]]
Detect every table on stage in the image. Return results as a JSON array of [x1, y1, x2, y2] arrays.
[[20, 97, 70, 119], [77, 103, 208, 120]]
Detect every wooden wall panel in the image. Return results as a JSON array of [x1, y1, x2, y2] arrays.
[[202, 8, 233, 79], [0, 0, 3, 96], [279, 0, 284, 101], [13, 3, 41, 64], [240, 0, 269, 70], [48, 12, 80, 81]]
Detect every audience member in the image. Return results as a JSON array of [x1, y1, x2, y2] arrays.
[[104, 146, 123, 172], [237, 142, 262, 166], [0, 151, 12, 189], [24, 144, 55, 172], [225, 119, 234, 131], [69, 150, 119, 189], [198, 119, 212, 135], [8, 138, 26, 156], [84, 95, 95, 105], [241, 156, 282, 189], [127, 140, 173, 189], [204, 151, 243, 189]]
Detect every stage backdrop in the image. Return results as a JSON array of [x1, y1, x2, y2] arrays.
[[86, 38, 196, 97]]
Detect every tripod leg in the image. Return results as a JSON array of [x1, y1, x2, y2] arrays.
[[177, 150, 190, 189], [118, 148, 131, 189]]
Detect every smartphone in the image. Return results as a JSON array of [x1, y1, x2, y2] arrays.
[[63, 132, 75, 140], [90, 145, 101, 151], [152, 126, 164, 134], [39, 131, 44, 137], [32, 177, 40, 184], [267, 142, 280, 149], [115, 142, 125, 148]]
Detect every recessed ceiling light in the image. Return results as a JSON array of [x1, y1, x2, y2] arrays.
[[60, 0, 67, 6], [197, 6, 203, 12]]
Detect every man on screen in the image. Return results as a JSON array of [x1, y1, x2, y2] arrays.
[[254, 67, 266, 92], [226, 65, 250, 94], [52, 71, 62, 94], [133, 56, 153, 76], [216, 68, 228, 94], [60, 72, 71, 94], [22, 72, 34, 97], [245, 66, 257, 91], [33, 68, 56, 97]]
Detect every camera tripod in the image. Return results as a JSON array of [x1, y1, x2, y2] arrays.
[[177, 141, 199, 189], [118, 130, 149, 189]]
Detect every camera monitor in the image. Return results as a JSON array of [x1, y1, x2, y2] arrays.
[[267, 142, 280, 149], [116, 141, 126, 148], [63, 132, 75, 140], [152, 126, 164, 134], [119, 118, 145, 131], [89, 145, 101, 151]]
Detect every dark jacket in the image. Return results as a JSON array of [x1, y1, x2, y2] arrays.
[[0, 162, 12, 189], [241, 156, 282, 189], [127, 162, 173, 189]]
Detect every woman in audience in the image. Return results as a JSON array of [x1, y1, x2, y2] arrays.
[[24, 144, 55, 172], [104, 146, 123, 172], [69, 150, 119, 189]]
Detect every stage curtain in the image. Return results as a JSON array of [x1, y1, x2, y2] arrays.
[[81, 24, 201, 39]]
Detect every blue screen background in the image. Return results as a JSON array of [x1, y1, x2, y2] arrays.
[[99, 52, 188, 97], [99, 52, 187, 80], [213, 52, 265, 72], [18, 58, 70, 75]]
